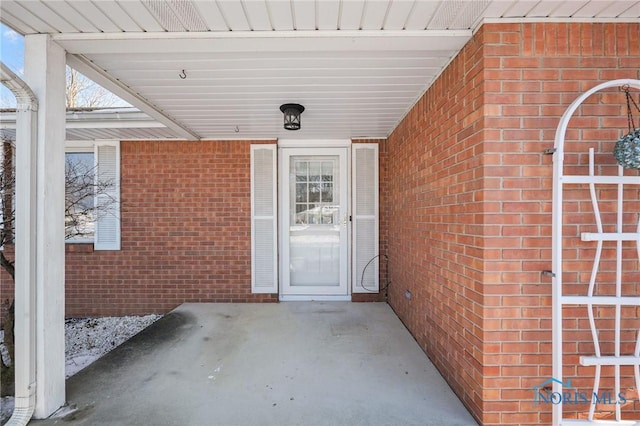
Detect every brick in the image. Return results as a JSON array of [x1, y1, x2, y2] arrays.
[[502, 56, 540, 69]]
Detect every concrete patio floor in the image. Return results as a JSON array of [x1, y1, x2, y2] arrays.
[[31, 302, 477, 426]]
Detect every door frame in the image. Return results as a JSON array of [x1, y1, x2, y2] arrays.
[[278, 140, 351, 301]]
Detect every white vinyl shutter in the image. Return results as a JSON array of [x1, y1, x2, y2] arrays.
[[94, 142, 120, 250], [352, 143, 379, 293], [251, 144, 278, 293]]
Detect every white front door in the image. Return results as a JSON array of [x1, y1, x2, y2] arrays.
[[280, 148, 349, 298]]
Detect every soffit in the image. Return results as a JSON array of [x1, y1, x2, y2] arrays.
[[0, 108, 182, 140], [2, 0, 639, 140]]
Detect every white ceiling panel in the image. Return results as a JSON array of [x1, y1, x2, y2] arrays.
[[0, 9, 36, 34], [547, 1, 589, 17], [1, 1, 58, 33], [92, 1, 144, 32], [478, 0, 515, 19], [242, 0, 273, 30], [90, 48, 453, 60], [120, 66, 439, 80], [154, 93, 415, 103], [382, 0, 415, 30], [448, 0, 491, 29], [317, 0, 340, 30], [191, 1, 228, 30], [94, 57, 448, 72], [136, 0, 177, 30], [53, 1, 139, 33], [2, 0, 639, 140], [404, 1, 438, 29], [265, 0, 294, 30], [526, 0, 564, 17], [339, 0, 365, 29], [501, 0, 540, 18], [147, 91, 418, 101], [117, 1, 167, 32], [68, 1, 123, 32], [138, 85, 423, 95], [128, 75, 432, 88], [17, 1, 80, 33], [216, 1, 251, 30], [170, 106, 408, 115], [427, 1, 466, 29], [571, 1, 614, 18], [292, 0, 315, 30], [167, 0, 209, 30], [360, 0, 390, 30], [426, 0, 492, 29], [619, 2, 640, 17], [5, 1, 640, 34], [594, 1, 637, 17]]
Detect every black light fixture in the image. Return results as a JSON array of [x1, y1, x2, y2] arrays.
[[280, 103, 305, 130]]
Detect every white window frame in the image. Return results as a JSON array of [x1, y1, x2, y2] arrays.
[[65, 140, 120, 250]]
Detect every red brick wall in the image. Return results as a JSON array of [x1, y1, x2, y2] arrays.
[[385, 24, 487, 423], [65, 140, 278, 317], [384, 22, 640, 425], [0, 246, 14, 325], [0, 140, 14, 324], [483, 22, 640, 425]]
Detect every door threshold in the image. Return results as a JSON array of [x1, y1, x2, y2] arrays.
[[279, 295, 352, 302]]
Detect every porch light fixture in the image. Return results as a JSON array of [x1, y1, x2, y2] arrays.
[[280, 103, 305, 130]]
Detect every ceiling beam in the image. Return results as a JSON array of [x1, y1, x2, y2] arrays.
[[53, 30, 471, 55], [66, 54, 200, 140], [65, 120, 167, 130]]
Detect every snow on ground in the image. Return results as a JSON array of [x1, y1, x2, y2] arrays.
[[0, 397, 10, 426], [0, 331, 8, 368], [64, 315, 161, 377], [0, 314, 161, 425]]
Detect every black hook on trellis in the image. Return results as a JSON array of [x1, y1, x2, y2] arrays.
[[179, 70, 187, 79], [623, 84, 640, 132], [613, 85, 640, 169]]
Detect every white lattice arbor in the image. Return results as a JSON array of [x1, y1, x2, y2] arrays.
[[553, 79, 640, 425]]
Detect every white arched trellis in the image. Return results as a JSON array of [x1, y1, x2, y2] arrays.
[[553, 79, 640, 425]]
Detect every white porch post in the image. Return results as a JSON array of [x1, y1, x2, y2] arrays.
[[24, 34, 66, 418]]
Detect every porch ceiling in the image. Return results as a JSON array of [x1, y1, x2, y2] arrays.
[[2, 1, 639, 141]]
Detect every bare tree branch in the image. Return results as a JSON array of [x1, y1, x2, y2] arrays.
[[1, 137, 15, 281], [66, 67, 123, 109], [64, 156, 116, 240], [0, 137, 117, 273]]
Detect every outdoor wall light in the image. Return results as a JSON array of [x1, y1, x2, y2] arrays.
[[280, 103, 305, 130]]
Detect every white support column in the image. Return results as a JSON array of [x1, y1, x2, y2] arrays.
[[24, 34, 66, 419]]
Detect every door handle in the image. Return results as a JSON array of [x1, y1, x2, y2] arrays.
[[343, 214, 348, 227]]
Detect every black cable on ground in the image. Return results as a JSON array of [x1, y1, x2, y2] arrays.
[[360, 254, 390, 293]]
